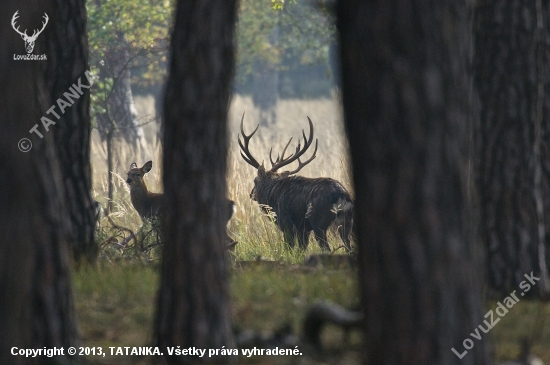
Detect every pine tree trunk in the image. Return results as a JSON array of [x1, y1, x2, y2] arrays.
[[45, 0, 97, 263], [337, 0, 489, 364], [155, 1, 237, 363], [474, 0, 550, 297], [0, 3, 78, 364]]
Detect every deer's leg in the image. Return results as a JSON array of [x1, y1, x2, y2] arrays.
[[296, 229, 310, 250], [283, 229, 296, 249], [312, 227, 330, 251], [337, 213, 353, 252]]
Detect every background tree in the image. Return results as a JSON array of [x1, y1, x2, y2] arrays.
[[474, 0, 550, 297], [337, 0, 489, 363], [235, 0, 336, 125], [87, 0, 171, 212], [45, 0, 97, 263], [154, 0, 237, 362], [0, 2, 77, 363]]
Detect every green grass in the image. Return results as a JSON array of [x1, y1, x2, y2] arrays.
[[488, 299, 550, 362], [73, 257, 361, 364], [72, 258, 550, 364]]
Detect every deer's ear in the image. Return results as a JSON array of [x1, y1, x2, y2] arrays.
[[258, 165, 266, 177], [143, 161, 153, 173], [130, 162, 137, 169]]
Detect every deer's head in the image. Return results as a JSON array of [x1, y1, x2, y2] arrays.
[[126, 161, 153, 190], [11, 11, 49, 54], [238, 113, 318, 201]]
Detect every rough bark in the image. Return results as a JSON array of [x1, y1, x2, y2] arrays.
[[45, 0, 97, 263], [155, 0, 237, 363], [474, 0, 550, 296], [0, 2, 78, 363], [337, 0, 488, 364]]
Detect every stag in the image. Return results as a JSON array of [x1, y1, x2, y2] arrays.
[[239, 114, 353, 251], [126, 161, 237, 247], [11, 11, 49, 54]]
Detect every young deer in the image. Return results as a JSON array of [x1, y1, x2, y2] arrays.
[[126, 161, 237, 247], [126, 161, 164, 220], [239, 114, 354, 251]]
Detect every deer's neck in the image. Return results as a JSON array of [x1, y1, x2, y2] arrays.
[[131, 182, 150, 200]]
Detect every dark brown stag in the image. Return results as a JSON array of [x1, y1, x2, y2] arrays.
[[239, 114, 353, 251]]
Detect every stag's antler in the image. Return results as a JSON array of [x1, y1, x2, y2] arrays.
[[269, 117, 318, 175], [11, 11, 27, 38], [29, 13, 49, 40], [11, 11, 48, 40], [238, 112, 262, 169]]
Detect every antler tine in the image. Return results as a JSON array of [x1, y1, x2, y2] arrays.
[[238, 112, 261, 169], [286, 139, 318, 175], [30, 13, 48, 39], [11, 11, 27, 37], [269, 147, 278, 166], [269, 137, 295, 168], [270, 116, 316, 172]]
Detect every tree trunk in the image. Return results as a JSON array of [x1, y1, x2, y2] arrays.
[[155, 1, 237, 363], [0, 2, 78, 364], [45, 0, 97, 263], [474, 0, 550, 297], [337, 0, 489, 364], [93, 0, 148, 159], [104, 41, 149, 154], [252, 18, 279, 126]]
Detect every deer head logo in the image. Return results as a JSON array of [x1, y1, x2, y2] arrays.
[[11, 11, 49, 54]]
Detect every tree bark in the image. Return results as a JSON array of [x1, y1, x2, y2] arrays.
[[155, 0, 237, 363], [0, 2, 78, 363], [474, 0, 550, 297], [45, 0, 97, 263], [337, 0, 488, 364]]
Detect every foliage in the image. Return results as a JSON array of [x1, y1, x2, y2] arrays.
[[236, 0, 336, 80], [86, 0, 173, 125]]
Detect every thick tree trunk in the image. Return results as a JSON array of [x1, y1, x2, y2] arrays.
[[0, 2, 78, 364], [474, 0, 550, 297], [337, 1, 488, 364], [155, 0, 237, 363], [45, 0, 97, 263]]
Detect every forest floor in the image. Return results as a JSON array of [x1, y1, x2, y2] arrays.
[[73, 261, 362, 365], [82, 96, 550, 363], [72, 257, 550, 365]]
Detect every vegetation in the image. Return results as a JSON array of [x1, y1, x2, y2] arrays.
[[87, 95, 550, 364]]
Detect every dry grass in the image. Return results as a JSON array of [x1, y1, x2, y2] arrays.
[[85, 95, 550, 364], [91, 93, 354, 260]]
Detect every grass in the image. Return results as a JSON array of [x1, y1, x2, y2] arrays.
[[72, 262, 550, 364], [73, 263, 361, 364], [83, 95, 550, 364], [92, 94, 353, 262]]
